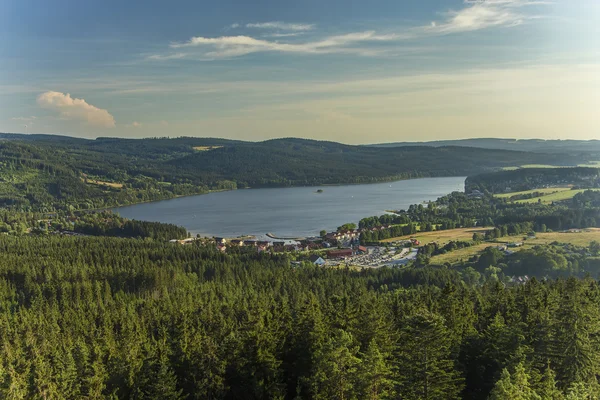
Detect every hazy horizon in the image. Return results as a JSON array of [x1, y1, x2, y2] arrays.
[[2, 0, 598, 143]]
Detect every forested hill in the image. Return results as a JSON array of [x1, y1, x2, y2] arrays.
[[0, 132, 587, 211], [371, 138, 600, 154], [466, 167, 600, 194]]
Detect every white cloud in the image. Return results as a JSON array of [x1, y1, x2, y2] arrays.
[[170, 31, 397, 58], [146, 53, 187, 61], [11, 116, 37, 122], [151, 1, 549, 61], [37, 91, 115, 128], [264, 32, 304, 38], [427, 0, 548, 34], [246, 22, 315, 31], [131, 121, 142, 128]]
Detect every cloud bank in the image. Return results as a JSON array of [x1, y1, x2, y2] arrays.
[[37, 91, 115, 128], [245, 22, 315, 31], [152, 1, 548, 61], [427, 0, 547, 33], [170, 31, 397, 58]]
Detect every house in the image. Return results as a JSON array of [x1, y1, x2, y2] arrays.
[[357, 245, 368, 254], [308, 255, 326, 266], [230, 239, 244, 246], [508, 242, 523, 248], [214, 237, 226, 245], [244, 240, 257, 247], [468, 190, 485, 199], [327, 249, 353, 259]]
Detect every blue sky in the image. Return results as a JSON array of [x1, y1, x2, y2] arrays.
[[1, 0, 598, 143]]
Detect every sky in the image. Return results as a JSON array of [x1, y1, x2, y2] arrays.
[[0, 0, 599, 144]]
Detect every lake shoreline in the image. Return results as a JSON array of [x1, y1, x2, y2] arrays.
[[110, 174, 442, 214], [114, 177, 466, 239]]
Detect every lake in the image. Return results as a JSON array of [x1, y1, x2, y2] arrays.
[[114, 177, 465, 238]]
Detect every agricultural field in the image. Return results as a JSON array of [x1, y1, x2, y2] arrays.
[[192, 145, 223, 151], [495, 187, 570, 199], [501, 162, 600, 170], [82, 178, 124, 188], [514, 189, 600, 204], [502, 164, 566, 170], [430, 242, 496, 264], [578, 161, 600, 168], [381, 227, 491, 245], [495, 187, 600, 204], [429, 229, 600, 264], [523, 228, 600, 247]]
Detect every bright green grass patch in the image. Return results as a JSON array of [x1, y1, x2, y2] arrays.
[[518, 164, 568, 169], [578, 161, 600, 168], [515, 189, 600, 204], [495, 187, 570, 199]]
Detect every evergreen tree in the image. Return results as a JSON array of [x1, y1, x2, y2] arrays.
[[356, 340, 395, 400], [489, 363, 541, 400], [309, 329, 361, 400], [395, 311, 463, 400]]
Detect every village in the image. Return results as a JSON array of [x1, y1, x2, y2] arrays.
[[171, 225, 423, 268]]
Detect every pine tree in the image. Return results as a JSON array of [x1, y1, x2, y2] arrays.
[[536, 362, 564, 400], [489, 363, 541, 400], [309, 329, 361, 400], [356, 340, 395, 400], [553, 279, 600, 389], [133, 344, 185, 400], [395, 311, 463, 400]]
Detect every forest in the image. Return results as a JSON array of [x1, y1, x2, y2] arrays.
[[0, 133, 589, 212], [1, 235, 600, 399], [465, 167, 600, 194]]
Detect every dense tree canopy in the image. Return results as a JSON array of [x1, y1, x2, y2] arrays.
[[0, 235, 597, 399]]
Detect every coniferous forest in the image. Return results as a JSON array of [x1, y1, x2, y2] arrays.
[[1, 133, 600, 398], [0, 235, 599, 399]]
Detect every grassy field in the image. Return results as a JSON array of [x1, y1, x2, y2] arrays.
[[495, 187, 600, 204], [495, 187, 570, 199], [522, 229, 600, 247], [193, 146, 223, 151], [502, 162, 600, 170], [82, 178, 123, 189], [502, 165, 566, 170], [578, 161, 600, 168], [381, 227, 491, 245], [429, 229, 600, 264], [430, 243, 495, 264], [515, 189, 600, 204]]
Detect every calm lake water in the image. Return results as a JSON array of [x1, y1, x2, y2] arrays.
[[114, 177, 465, 238]]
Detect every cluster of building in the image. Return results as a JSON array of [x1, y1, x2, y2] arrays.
[[325, 245, 368, 260]]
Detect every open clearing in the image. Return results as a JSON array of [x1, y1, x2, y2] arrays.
[[381, 227, 491, 245], [495, 187, 570, 199], [429, 229, 600, 264], [515, 189, 600, 204], [495, 187, 600, 204], [193, 146, 223, 151], [82, 178, 123, 189], [502, 165, 567, 170]]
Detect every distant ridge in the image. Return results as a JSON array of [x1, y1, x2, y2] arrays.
[[368, 138, 600, 154]]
